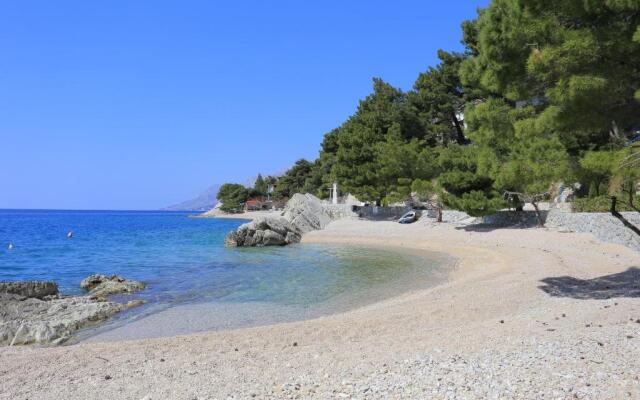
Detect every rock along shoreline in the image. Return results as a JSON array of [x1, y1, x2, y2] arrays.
[[223, 193, 332, 247], [0, 275, 145, 346]]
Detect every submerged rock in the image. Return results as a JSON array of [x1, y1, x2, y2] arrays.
[[80, 274, 145, 299]]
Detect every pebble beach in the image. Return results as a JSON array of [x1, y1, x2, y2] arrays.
[[1, 217, 639, 399]]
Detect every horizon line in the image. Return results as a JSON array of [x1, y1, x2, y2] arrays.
[[0, 208, 201, 212]]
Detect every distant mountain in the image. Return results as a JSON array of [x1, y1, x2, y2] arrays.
[[163, 185, 221, 211]]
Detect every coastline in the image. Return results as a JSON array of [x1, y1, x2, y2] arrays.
[[192, 210, 282, 221], [2, 218, 639, 399]]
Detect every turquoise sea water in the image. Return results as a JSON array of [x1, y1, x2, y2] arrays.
[[0, 209, 450, 339]]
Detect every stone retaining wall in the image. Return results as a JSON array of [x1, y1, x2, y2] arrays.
[[545, 210, 640, 252], [429, 209, 640, 251], [353, 205, 412, 221], [322, 204, 359, 220]]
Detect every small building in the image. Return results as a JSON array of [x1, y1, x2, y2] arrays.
[[244, 198, 265, 211]]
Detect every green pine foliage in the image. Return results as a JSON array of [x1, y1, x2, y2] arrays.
[[272, 159, 315, 199], [221, 1, 640, 216], [252, 174, 268, 197], [216, 184, 250, 212]]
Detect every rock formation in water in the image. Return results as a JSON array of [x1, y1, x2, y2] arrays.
[[80, 274, 146, 300], [224, 193, 332, 247], [0, 277, 144, 346], [224, 217, 301, 247]]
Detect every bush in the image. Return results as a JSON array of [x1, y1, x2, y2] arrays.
[[572, 196, 636, 212]]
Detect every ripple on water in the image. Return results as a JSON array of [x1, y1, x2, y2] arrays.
[[0, 210, 453, 342]]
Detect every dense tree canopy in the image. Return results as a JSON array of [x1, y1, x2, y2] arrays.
[[216, 0, 639, 216], [411, 50, 470, 145], [461, 0, 640, 153], [216, 183, 249, 212], [272, 159, 315, 199]]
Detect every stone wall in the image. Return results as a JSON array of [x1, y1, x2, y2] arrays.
[[479, 211, 547, 228], [323, 204, 359, 220], [545, 210, 640, 252], [352, 205, 412, 221], [427, 208, 640, 251]]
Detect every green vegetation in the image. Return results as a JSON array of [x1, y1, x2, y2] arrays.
[[573, 196, 636, 213], [273, 159, 314, 199], [216, 184, 249, 212], [251, 174, 268, 197], [218, 1, 640, 216]]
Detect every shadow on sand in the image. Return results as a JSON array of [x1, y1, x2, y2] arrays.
[[454, 210, 547, 232], [539, 267, 640, 300]]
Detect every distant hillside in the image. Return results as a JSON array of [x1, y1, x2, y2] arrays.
[[163, 185, 221, 211]]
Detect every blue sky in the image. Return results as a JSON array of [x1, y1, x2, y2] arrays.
[[0, 0, 488, 210]]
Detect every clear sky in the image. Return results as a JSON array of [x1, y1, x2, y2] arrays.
[[0, 0, 489, 210]]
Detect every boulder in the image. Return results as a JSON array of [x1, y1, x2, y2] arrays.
[[0, 281, 58, 299], [224, 217, 301, 247], [80, 274, 145, 299], [282, 193, 331, 233], [223, 194, 332, 247]]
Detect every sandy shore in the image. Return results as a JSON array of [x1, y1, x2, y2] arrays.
[[195, 210, 282, 221], [1, 218, 639, 399]]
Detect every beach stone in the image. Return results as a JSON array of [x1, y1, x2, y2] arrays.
[[80, 274, 145, 299], [0, 292, 127, 346], [0, 281, 58, 299], [545, 210, 640, 252], [224, 194, 330, 247]]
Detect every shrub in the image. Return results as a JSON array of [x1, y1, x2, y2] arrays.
[[572, 196, 636, 212]]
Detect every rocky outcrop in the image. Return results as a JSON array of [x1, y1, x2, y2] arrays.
[[282, 193, 332, 233], [80, 274, 145, 300], [0, 281, 59, 299], [0, 293, 127, 346], [1, 276, 146, 346], [224, 217, 301, 247], [224, 194, 333, 247]]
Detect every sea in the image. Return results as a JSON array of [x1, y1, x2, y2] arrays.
[[0, 209, 451, 341]]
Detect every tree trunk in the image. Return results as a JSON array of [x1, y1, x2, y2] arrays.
[[611, 196, 617, 213], [451, 113, 467, 145], [532, 201, 544, 227], [511, 194, 524, 211], [611, 196, 640, 237], [437, 207, 443, 223]]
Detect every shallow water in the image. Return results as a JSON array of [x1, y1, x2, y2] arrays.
[[0, 209, 451, 341]]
